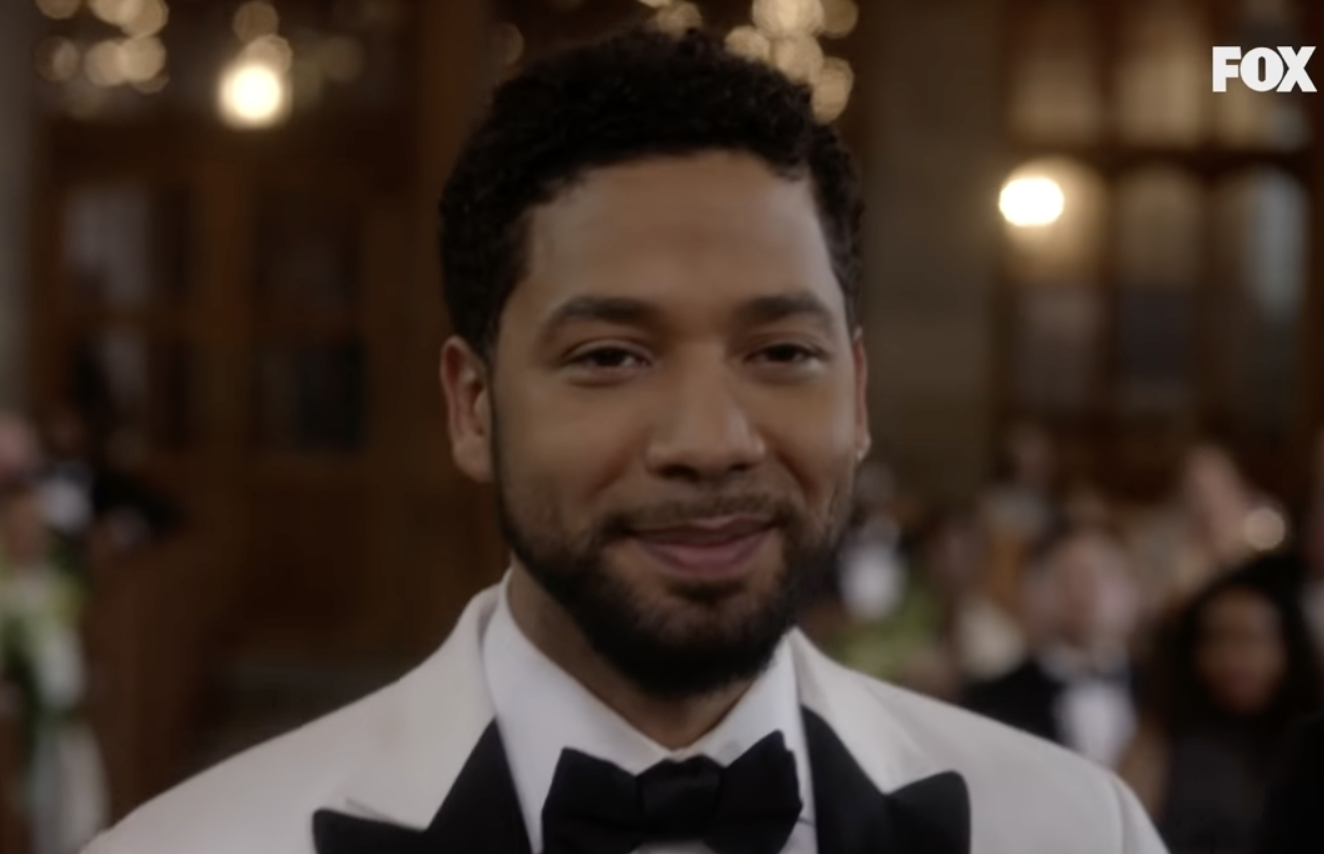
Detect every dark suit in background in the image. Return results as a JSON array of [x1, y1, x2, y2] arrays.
[[1253, 714, 1324, 854]]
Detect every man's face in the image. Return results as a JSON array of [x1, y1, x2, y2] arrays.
[[1037, 534, 1141, 650], [443, 152, 869, 698]]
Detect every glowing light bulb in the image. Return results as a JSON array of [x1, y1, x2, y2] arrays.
[[218, 58, 290, 129], [1000, 176, 1066, 227]]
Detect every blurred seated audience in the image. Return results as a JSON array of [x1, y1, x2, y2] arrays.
[[980, 421, 1060, 618], [40, 408, 181, 567], [834, 460, 905, 624], [1118, 559, 1321, 854], [1298, 496, 1324, 660], [963, 521, 1144, 769], [0, 414, 42, 489], [0, 480, 107, 854], [1129, 444, 1285, 618], [826, 504, 1024, 700], [982, 420, 1058, 544]]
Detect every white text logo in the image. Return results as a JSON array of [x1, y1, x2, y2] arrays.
[[1212, 46, 1316, 92]]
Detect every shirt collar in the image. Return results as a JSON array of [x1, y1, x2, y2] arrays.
[[481, 574, 816, 852]]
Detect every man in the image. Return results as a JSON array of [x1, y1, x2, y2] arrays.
[[964, 523, 1144, 769], [84, 27, 1166, 854]]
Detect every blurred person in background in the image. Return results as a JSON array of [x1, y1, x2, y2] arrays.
[[0, 482, 107, 854], [833, 460, 904, 625], [1130, 444, 1284, 618], [0, 413, 42, 489], [85, 27, 1167, 854], [795, 459, 904, 643], [1119, 559, 1321, 854], [981, 421, 1058, 544], [964, 522, 1145, 769], [829, 504, 1024, 701], [1296, 497, 1324, 659], [39, 406, 181, 566], [1251, 711, 1324, 854], [980, 422, 1060, 621]]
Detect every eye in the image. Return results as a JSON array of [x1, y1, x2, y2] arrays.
[[755, 343, 822, 365], [567, 347, 648, 371]]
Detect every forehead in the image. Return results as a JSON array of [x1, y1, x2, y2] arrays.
[[516, 152, 842, 320]]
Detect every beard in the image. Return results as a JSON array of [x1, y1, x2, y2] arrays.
[[492, 436, 852, 701]]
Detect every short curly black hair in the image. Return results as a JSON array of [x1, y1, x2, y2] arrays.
[[439, 26, 864, 360]]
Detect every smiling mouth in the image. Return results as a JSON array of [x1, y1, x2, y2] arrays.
[[628, 515, 775, 579]]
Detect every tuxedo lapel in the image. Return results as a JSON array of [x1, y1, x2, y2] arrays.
[[804, 708, 970, 854], [312, 588, 523, 853], [792, 633, 971, 854], [423, 721, 532, 853], [311, 590, 972, 854], [314, 721, 532, 854]]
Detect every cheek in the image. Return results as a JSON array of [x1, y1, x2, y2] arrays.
[[498, 383, 641, 499], [761, 381, 859, 474]]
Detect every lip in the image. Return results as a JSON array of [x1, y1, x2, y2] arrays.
[[630, 521, 773, 580]]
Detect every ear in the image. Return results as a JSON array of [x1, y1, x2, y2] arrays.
[[851, 330, 872, 464], [440, 336, 494, 483]]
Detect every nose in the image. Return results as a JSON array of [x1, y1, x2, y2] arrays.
[[644, 360, 767, 483]]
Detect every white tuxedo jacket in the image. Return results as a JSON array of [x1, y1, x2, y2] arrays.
[[85, 586, 1168, 854]]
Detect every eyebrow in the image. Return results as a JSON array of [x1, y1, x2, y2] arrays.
[[538, 291, 838, 344], [539, 296, 664, 344], [732, 293, 837, 334]]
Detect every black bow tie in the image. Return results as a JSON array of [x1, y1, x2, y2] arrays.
[[541, 731, 802, 854], [313, 712, 971, 854]]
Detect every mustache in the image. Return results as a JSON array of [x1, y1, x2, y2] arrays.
[[596, 493, 797, 541]]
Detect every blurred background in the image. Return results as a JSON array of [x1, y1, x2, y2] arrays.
[[0, 0, 1321, 852]]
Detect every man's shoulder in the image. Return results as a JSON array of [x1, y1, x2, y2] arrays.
[[83, 686, 390, 854], [842, 663, 1099, 779], [801, 645, 1167, 852]]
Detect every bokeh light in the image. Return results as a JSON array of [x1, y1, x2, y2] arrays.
[[243, 34, 294, 73], [1244, 507, 1288, 552], [88, 0, 141, 27], [84, 39, 127, 87], [119, 36, 166, 83], [35, 37, 82, 83], [36, 0, 82, 20], [233, 1, 280, 43], [726, 25, 772, 63], [753, 0, 824, 39], [218, 58, 290, 129], [820, 0, 859, 38], [122, 0, 168, 38], [1000, 176, 1067, 227], [772, 34, 824, 83], [654, 1, 703, 35], [813, 57, 854, 121]]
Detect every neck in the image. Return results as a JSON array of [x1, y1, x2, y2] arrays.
[[507, 566, 752, 750]]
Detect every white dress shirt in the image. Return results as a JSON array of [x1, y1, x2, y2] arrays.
[[482, 580, 818, 854], [1040, 645, 1136, 770]]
